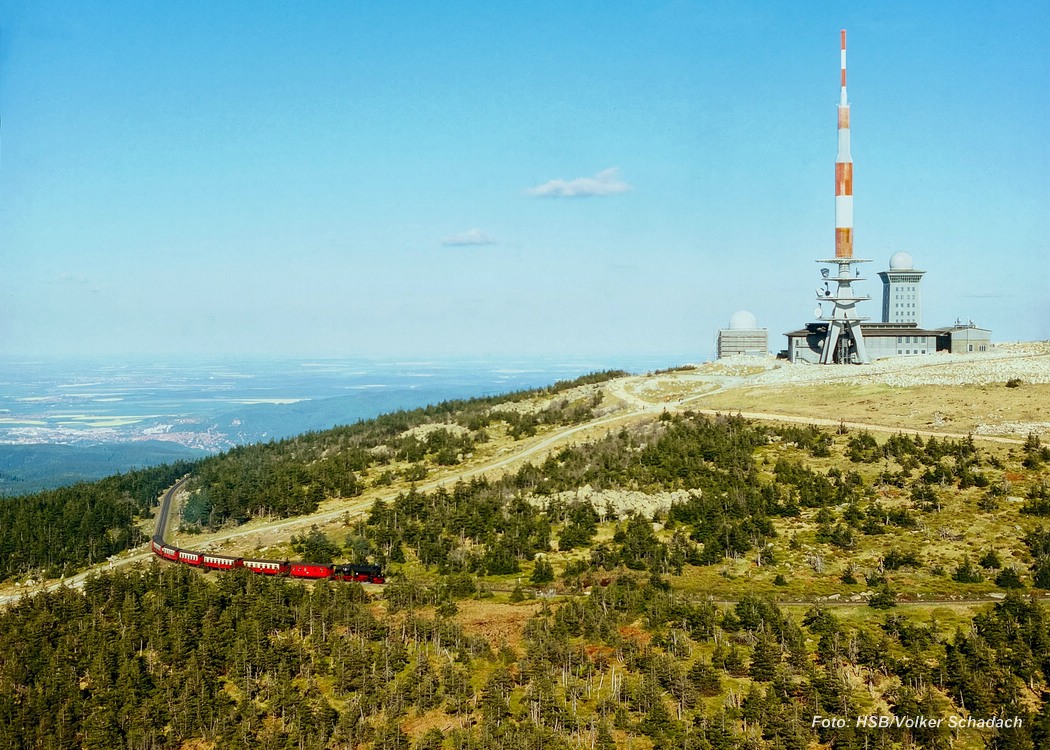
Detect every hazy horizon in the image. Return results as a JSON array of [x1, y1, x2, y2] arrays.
[[0, 352, 684, 491]]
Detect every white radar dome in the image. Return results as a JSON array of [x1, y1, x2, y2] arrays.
[[728, 310, 758, 330], [889, 251, 914, 270]]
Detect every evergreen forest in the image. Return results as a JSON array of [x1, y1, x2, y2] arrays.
[[2, 374, 1050, 748]]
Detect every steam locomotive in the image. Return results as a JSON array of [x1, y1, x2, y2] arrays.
[[150, 536, 385, 584]]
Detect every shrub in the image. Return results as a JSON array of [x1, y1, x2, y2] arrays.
[[994, 568, 1024, 589], [978, 550, 1002, 569], [869, 586, 897, 609], [952, 559, 983, 584], [883, 549, 922, 571], [530, 558, 555, 585]]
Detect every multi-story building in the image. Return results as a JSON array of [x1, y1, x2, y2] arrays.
[[878, 251, 926, 325]]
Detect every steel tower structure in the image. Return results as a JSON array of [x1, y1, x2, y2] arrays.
[[816, 30, 870, 364]]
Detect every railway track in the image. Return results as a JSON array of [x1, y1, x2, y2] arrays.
[[2, 357, 1045, 606]]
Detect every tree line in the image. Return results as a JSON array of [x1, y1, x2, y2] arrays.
[[0, 461, 194, 581], [5, 565, 1050, 749], [180, 371, 622, 530]]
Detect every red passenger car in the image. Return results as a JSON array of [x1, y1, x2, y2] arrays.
[[179, 550, 203, 566], [289, 562, 333, 579], [159, 544, 179, 562], [242, 558, 288, 576], [202, 554, 242, 571], [150, 538, 177, 562]]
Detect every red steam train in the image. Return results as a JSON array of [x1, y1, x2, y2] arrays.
[[150, 536, 385, 584]]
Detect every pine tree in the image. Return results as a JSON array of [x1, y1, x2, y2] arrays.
[[531, 558, 555, 584], [749, 629, 781, 682], [595, 720, 617, 750], [688, 659, 722, 697]]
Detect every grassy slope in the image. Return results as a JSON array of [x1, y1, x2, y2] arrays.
[[699, 380, 1050, 439]]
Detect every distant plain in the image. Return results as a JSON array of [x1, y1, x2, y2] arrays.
[[0, 355, 679, 493]]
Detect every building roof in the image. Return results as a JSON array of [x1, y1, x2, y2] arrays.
[[937, 325, 992, 335], [859, 325, 943, 336], [785, 323, 991, 338], [728, 310, 759, 330], [889, 251, 915, 270], [784, 322, 945, 337]]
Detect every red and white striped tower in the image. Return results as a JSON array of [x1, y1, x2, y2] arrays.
[[817, 29, 870, 364], [835, 29, 853, 259]]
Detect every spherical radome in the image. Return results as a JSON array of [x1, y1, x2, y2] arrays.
[[889, 251, 914, 270], [729, 310, 758, 330]]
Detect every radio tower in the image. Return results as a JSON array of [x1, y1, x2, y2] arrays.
[[816, 30, 870, 364]]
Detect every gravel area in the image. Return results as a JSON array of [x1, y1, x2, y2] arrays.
[[682, 342, 1050, 441], [715, 342, 1050, 388]]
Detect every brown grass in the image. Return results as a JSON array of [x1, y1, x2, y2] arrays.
[[699, 382, 1050, 439], [617, 624, 652, 647], [454, 599, 542, 649], [400, 709, 463, 739]]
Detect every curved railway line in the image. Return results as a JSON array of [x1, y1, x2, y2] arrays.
[[149, 477, 385, 584], [2, 351, 1046, 607]]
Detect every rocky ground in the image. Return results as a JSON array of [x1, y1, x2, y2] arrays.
[[708, 342, 1050, 388], [661, 342, 1050, 441]]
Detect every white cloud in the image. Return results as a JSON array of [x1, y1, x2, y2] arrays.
[[441, 228, 497, 246], [525, 167, 631, 198]]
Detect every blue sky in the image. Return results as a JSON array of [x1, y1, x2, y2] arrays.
[[0, 1, 1046, 359]]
